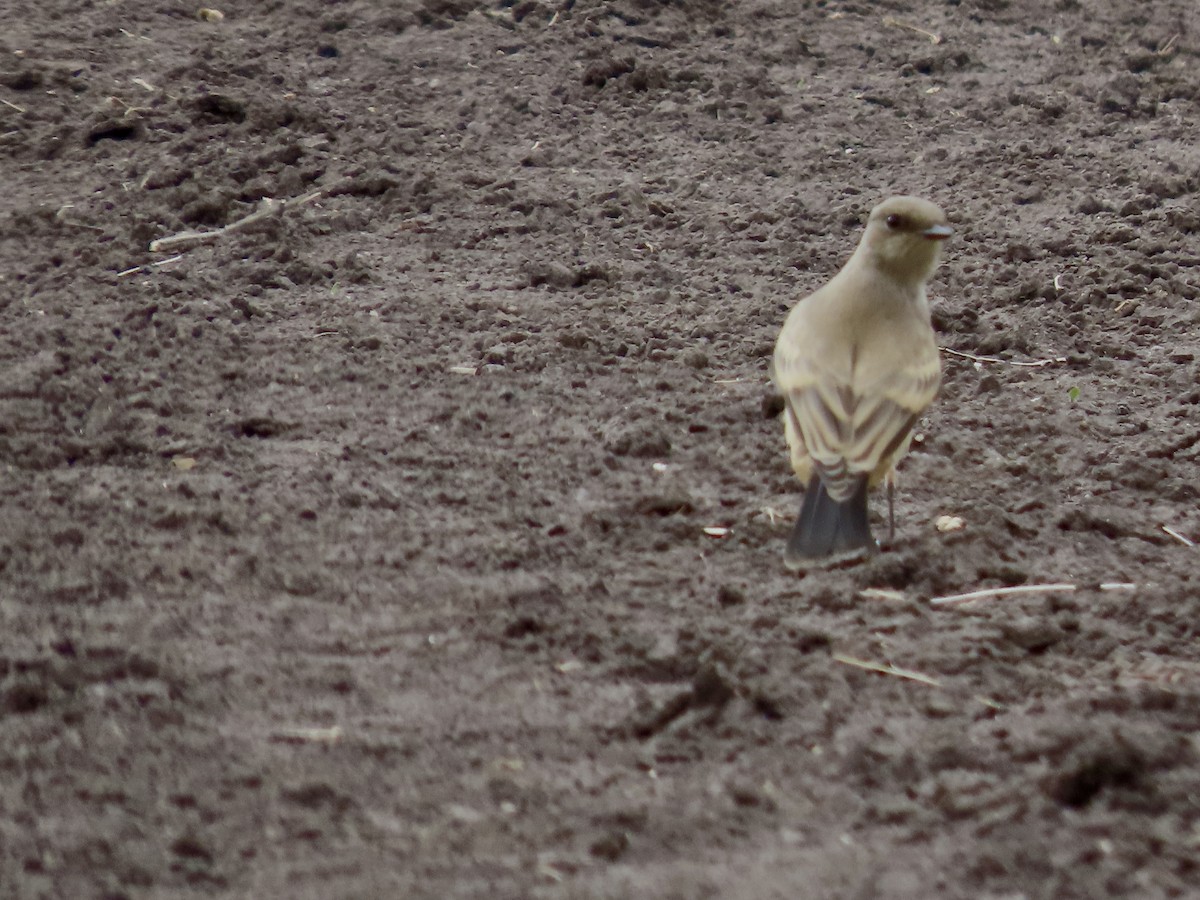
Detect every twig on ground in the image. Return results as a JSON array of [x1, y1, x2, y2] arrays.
[[106, 95, 152, 118], [149, 189, 325, 253], [930, 583, 1077, 607], [940, 346, 1067, 368], [117, 253, 184, 277], [1, 97, 26, 113], [833, 653, 942, 687], [834, 652, 1005, 710], [881, 15, 942, 44], [536, 860, 567, 884], [759, 506, 787, 525], [859, 588, 907, 602], [55, 204, 105, 232], [1162, 525, 1196, 547], [269, 725, 343, 744]]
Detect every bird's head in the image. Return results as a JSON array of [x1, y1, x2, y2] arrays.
[[858, 196, 952, 282]]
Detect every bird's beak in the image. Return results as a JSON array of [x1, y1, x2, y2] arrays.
[[923, 224, 954, 241]]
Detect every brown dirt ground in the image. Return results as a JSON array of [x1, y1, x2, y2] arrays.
[[3, 0, 1200, 897]]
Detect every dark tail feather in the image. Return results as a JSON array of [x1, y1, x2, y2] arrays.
[[785, 474, 875, 569]]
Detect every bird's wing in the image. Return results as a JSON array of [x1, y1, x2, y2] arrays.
[[779, 362, 859, 501], [780, 352, 938, 500], [846, 353, 940, 474]]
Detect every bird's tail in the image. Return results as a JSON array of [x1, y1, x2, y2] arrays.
[[785, 474, 875, 569]]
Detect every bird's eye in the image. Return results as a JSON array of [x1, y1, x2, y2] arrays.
[[885, 214, 903, 229]]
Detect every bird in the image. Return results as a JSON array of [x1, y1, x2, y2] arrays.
[[771, 195, 951, 569]]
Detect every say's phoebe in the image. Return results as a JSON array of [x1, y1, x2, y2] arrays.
[[771, 195, 951, 568]]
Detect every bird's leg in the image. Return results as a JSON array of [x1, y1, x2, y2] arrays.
[[887, 479, 895, 544]]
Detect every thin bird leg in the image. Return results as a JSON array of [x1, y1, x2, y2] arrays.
[[887, 479, 895, 543]]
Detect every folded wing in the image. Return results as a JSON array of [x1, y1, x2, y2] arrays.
[[779, 353, 938, 501]]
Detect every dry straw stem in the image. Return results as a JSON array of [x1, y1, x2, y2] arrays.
[[269, 725, 343, 744], [881, 15, 942, 44], [940, 346, 1067, 368], [117, 253, 184, 278], [859, 588, 907, 602], [149, 189, 325, 253], [54, 204, 105, 233], [1161, 525, 1195, 547], [759, 506, 786, 525], [833, 652, 1006, 710], [833, 653, 942, 687], [930, 582, 1077, 607]]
